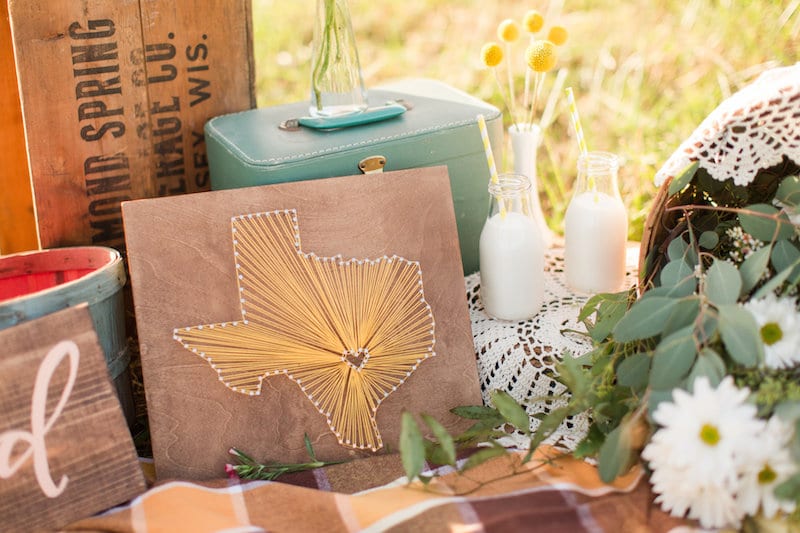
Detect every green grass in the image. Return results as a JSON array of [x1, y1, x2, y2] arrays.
[[252, 0, 799, 239]]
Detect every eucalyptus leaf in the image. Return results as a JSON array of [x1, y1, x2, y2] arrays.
[[613, 297, 678, 342], [650, 326, 697, 389], [667, 236, 689, 262], [598, 423, 634, 483], [461, 446, 508, 472], [666, 274, 698, 298], [685, 347, 726, 388], [717, 304, 763, 367], [774, 401, 800, 424], [490, 390, 531, 434], [739, 245, 772, 294], [660, 258, 694, 287], [698, 231, 719, 250], [400, 412, 425, 482], [421, 414, 456, 466], [774, 472, 800, 500], [704, 259, 742, 306], [772, 239, 800, 274], [668, 161, 698, 196], [590, 297, 630, 342], [753, 262, 798, 299], [579, 293, 605, 322], [616, 352, 651, 389], [696, 314, 719, 344], [739, 203, 795, 242], [639, 286, 673, 298], [661, 296, 701, 337], [776, 175, 800, 207]]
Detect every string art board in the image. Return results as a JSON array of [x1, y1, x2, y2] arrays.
[[0, 305, 145, 531], [123, 166, 482, 480]]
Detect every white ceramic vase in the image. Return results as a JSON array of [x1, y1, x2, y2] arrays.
[[508, 123, 555, 248]]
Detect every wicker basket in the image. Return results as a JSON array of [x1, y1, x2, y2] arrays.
[[638, 64, 800, 291]]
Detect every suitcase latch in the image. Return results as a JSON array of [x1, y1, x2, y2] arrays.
[[359, 155, 386, 174]]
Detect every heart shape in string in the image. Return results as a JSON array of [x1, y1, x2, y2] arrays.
[[342, 348, 370, 371]]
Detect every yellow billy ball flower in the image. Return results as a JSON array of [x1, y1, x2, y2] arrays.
[[497, 19, 520, 43], [523, 10, 544, 33], [548, 25, 569, 46], [525, 39, 557, 72], [481, 42, 504, 67]]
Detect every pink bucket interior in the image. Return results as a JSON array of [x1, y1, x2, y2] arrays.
[[0, 248, 115, 302]]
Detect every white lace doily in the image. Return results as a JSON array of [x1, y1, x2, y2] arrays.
[[655, 63, 800, 187], [467, 247, 639, 450]]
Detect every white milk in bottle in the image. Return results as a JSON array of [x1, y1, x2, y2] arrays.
[[479, 174, 545, 321], [564, 152, 628, 294]]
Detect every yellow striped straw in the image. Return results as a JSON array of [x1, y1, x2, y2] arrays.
[[565, 87, 588, 156], [565, 87, 598, 201], [476, 114, 506, 218]]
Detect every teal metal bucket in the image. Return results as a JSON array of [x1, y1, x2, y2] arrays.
[[0, 246, 134, 426]]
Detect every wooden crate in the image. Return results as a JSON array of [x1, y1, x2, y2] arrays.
[[1, 0, 255, 254]]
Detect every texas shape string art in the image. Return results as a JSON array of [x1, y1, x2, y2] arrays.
[[173, 209, 436, 451]]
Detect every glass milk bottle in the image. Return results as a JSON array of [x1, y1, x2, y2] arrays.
[[564, 152, 628, 294], [479, 174, 545, 321]]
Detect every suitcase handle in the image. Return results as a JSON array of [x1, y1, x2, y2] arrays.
[[279, 100, 411, 132]]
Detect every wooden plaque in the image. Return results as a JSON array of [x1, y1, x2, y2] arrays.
[[123, 167, 483, 480], [2, 0, 254, 253], [0, 305, 146, 531]]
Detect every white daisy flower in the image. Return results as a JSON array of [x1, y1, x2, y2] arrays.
[[744, 294, 800, 369], [642, 377, 764, 529], [737, 416, 798, 519]]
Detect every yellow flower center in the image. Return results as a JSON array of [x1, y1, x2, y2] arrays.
[[758, 464, 777, 485], [547, 25, 569, 46], [480, 42, 504, 68], [699, 423, 720, 446], [523, 10, 544, 33], [497, 19, 520, 43], [760, 322, 783, 345], [525, 40, 557, 73]]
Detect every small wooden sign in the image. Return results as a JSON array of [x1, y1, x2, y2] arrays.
[[0, 305, 146, 531], [123, 167, 483, 480]]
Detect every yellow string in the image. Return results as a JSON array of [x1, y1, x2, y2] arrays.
[[174, 210, 435, 452]]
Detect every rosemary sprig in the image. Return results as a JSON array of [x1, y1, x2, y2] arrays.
[[226, 434, 344, 481]]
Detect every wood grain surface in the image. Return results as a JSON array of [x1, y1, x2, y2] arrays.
[[3, 0, 254, 251], [0, 305, 145, 530], [123, 167, 483, 480]]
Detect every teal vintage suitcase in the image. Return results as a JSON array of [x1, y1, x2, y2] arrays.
[[205, 80, 503, 274]]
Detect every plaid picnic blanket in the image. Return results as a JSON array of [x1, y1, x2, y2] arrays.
[[65, 447, 684, 532]]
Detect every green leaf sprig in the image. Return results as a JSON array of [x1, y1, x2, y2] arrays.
[[399, 390, 565, 489], [226, 434, 344, 481]]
